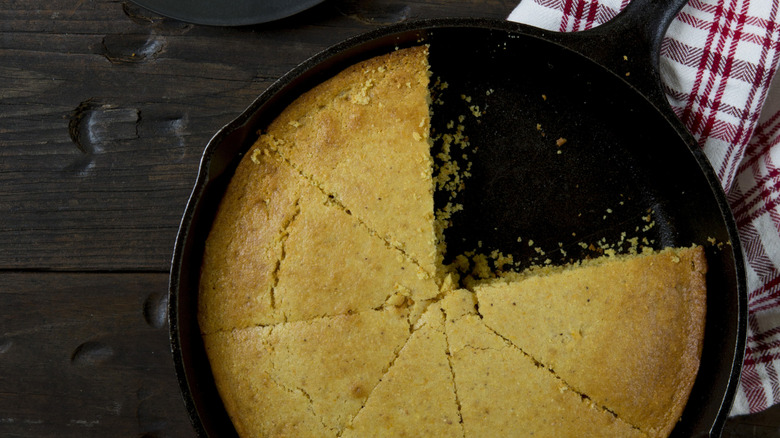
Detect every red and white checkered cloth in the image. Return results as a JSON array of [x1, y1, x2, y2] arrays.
[[508, 0, 780, 416]]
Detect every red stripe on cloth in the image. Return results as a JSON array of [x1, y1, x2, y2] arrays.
[[732, 149, 780, 228], [742, 322, 780, 411], [709, 118, 741, 141], [736, 223, 779, 293], [739, 349, 771, 411], [742, 350, 780, 368], [678, 11, 711, 31], [754, 294, 780, 312], [735, 185, 780, 229], [740, 117, 780, 167], [736, 126, 780, 189], [680, 0, 728, 131], [748, 324, 780, 344], [662, 38, 769, 99], [719, 0, 780, 188], [753, 110, 780, 147], [731, 162, 780, 224], [570, 0, 586, 31], [543, 0, 626, 32], [583, 0, 598, 30], [560, 0, 576, 32], [745, 13, 780, 30], [662, 82, 690, 107], [745, 314, 780, 367], [534, 0, 567, 9], [699, 2, 749, 180], [595, 1, 621, 25], [662, 38, 702, 69], [688, 0, 720, 15], [728, 58, 762, 85], [749, 276, 780, 304]]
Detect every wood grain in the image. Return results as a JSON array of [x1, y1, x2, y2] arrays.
[[0, 0, 514, 271], [0, 272, 190, 437]]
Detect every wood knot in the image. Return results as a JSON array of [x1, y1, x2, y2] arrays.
[[143, 292, 168, 329], [71, 341, 114, 366], [0, 338, 12, 354], [101, 33, 167, 64], [69, 99, 140, 152]]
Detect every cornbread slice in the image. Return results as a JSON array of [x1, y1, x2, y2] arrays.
[[256, 46, 438, 277], [200, 142, 439, 332], [203, 326, 332, 437], [274, 161, 439, 322], [443, 297, 645, 438], [475, 247, 707, 438], [342, 305, 462, 437], [204, 308, 411, 436], [199, 151, 302, 334]]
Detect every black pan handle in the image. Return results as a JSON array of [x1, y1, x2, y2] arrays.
[[547, 0, 692, 140]]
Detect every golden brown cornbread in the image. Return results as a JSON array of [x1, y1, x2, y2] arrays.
[[258, 45, 438, 278], [475, 247, 707, 438], [199, 151, 303, 334], [204, 308, 411, 437], [202, 326, 331, 437], [199, 146, 438, 333], [443, 304, 645, 438], [342, 306, 462, 437], [199, 46, 708, 438], [274, 166, 438, 322]]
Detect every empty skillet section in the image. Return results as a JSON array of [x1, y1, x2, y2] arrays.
[[427, 27, 723, 269]]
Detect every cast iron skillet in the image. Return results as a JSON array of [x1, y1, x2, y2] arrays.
[[169, 0, 748, 436], [130, 0, 325, 26]]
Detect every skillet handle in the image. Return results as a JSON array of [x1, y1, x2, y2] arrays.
[[549, 0, 691, 135]]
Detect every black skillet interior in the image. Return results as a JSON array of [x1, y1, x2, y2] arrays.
[[170, 18, 747, 438]]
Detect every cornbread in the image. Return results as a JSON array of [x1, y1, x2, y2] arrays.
[[342, 306, 462, 437], [199, 46, 707, 437], [255, 45, 438, 278], [475, 248, 706, 438], [441, 293, 645, 438], [203, 308, 411, 436]]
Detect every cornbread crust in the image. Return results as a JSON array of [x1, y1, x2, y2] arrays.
[[257, 45, 438, 278], [199, 151, 303, 334], [442, 295, 645, 438], [475, 247, 707, 438], [204, 308, 411, 436]]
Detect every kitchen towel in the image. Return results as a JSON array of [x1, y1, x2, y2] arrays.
[[509, 0, 780, 416]]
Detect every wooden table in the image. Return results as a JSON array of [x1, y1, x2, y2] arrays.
[[1, 0, 778, 436]]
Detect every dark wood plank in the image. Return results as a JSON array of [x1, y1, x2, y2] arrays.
[[0, 0, 517, 272], [0, 272, 192, 437]]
